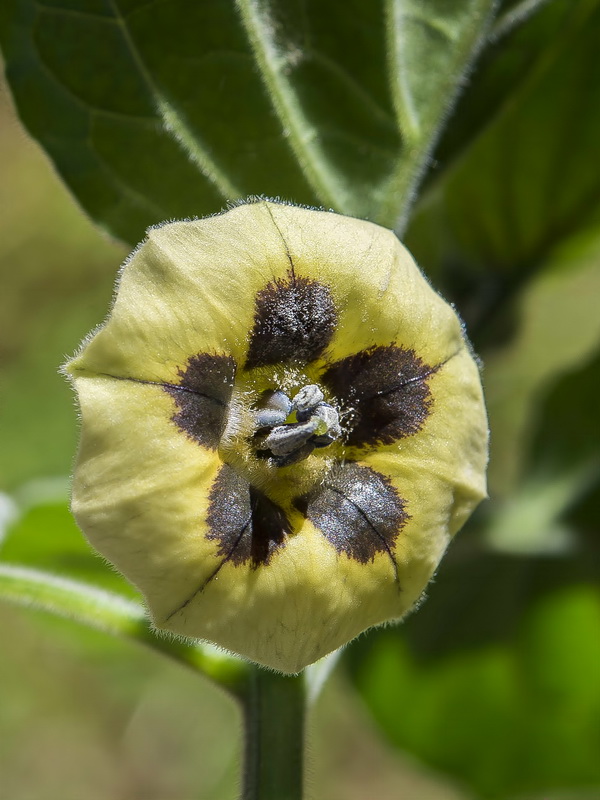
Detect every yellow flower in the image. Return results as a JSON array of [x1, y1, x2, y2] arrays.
[[65, 200, 488, 673]]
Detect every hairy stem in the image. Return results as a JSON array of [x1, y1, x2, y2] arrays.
[[0, 565, 246, 693], [241, 665, 306, 800]]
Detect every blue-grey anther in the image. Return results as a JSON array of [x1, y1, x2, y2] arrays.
[[255, 390, 293, 428], [263, 418, 320, 456], [293, 384, 324, 414], [254, 383, 341, 464]]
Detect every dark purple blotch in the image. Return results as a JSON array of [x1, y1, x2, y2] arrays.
[[166, 465, 292, 619], [322, 345, 437, 448], [295, 461, 407, 579], [245, 274, 336, 369], [206, 465, 291, 569], [164, 353, 236, 449]]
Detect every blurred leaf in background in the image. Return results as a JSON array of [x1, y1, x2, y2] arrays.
[[1, 0, 599, 798], [349, 580, 600, 799], [0, 76, 124, 489], [0, 0, 500, 241]]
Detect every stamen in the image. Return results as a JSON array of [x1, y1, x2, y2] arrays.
[[263, 418, 319, 456], [254, 390, 293, 428], [311, 404, 342, 446], [253, 384, 341, 465], [293, 384, 324, 416]]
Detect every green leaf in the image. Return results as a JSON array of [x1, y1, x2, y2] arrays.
[[0, 0, 498, 244], [529, 348, 600, 553], [490, 0, 558, 40], [349, 576, 600, 799], [477, 285, 600, 559], [506, 347, 600, 553], [483, 227, 600, 494], [0, 79, 124, 489], [530, 347, 600, 472], [406, 0, 600, 299], [1, 490, 137, 598], [399, 545, 598, 660], [376, 0, 498, 229], [412, 0, 600, 273], [0, 563, 247, 690], [426, 0, 569, 191]]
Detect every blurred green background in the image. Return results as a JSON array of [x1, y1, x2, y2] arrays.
[[1, 1, 599, 798]]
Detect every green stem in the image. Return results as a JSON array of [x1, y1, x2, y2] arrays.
[[0, 564, 247, 693], [241, 665, 306, 800]]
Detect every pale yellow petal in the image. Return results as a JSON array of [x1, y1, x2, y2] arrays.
[[265, 202, 464, 365], [71, 376, 224, 622], [162, 516, 403, 674], [361, 346, 489, 587], [67, 202, 293, 383]]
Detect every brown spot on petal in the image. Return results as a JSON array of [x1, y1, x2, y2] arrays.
[[295, 462, 407, 581], [322, 345, 438, 448], [165, 353, 236, 449], [207, 465, 291, 569], [245, 274, 336, 369]]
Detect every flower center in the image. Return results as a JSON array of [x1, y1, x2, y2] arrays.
[[253, 384, 342, 467]]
